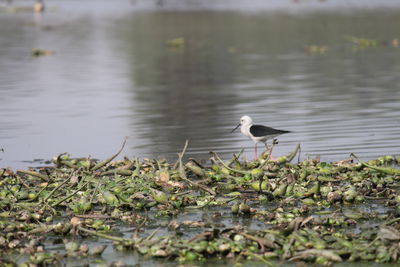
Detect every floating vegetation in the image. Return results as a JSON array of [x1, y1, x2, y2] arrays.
[[345, 36, 399, 51], [305, 37, 399, 55], [1, 140, 400, 266], [345, 36, 378, 50], [166, 37, 185, 49], [304, 45, 329, 54]]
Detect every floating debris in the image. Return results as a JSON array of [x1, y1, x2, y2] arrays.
[[304, 45, 329, 54], [31, 48, 55, 57], [33, 0, 45, 13], [0, 1, 44, 14], [391, 38, 399, 48], [0, 141, 400, 265]]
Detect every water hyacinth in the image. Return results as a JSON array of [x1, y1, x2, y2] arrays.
[[0, 141, 400, 266]]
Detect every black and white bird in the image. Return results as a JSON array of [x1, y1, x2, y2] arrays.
[[231, 115, 290, 160]]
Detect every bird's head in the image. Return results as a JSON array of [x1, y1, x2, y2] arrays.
[[231, 115, 252, 133], [240, 115, 252, 126]]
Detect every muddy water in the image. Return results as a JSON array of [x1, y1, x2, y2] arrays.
[[1, 0, 400, 168]]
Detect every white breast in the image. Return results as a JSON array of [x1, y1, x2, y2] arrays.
[[240, 124, 251, 138]]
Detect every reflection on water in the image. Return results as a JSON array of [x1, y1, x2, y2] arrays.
[[1, 0, 400, 169]]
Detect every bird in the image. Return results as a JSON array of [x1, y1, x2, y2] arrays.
[[231, 115, 290, 160]]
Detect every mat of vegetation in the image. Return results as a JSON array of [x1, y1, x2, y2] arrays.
[[1, 141, 400, 266]]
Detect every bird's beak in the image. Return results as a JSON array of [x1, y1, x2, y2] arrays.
[[231, 123, 241, 133]]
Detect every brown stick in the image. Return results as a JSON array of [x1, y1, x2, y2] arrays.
[[17, 170, 49, 182], [92, 137, 127, 172], [177, 141, 216, 195]]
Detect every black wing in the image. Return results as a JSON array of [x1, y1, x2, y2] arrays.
[[250, 124, 290, 137]]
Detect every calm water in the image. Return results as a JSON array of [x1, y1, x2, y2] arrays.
[[1, 0, 400, 169], [1, 1, 400, 266]]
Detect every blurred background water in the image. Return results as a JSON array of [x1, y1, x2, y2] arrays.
[[1, 0, 400, 169]]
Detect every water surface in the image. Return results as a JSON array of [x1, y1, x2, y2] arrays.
[[1, 0, 400, 169]]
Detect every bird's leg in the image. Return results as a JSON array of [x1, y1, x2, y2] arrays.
[[254, 143, 258, 160], [269, 139, 279, 160], [264, 140, 277, 161]]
